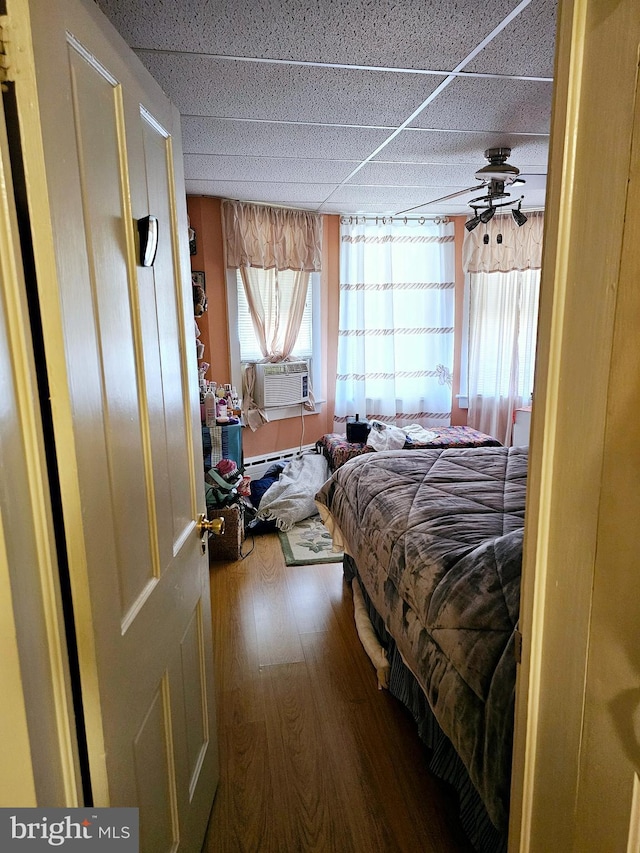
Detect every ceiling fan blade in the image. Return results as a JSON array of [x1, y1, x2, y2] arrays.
[[516, 173, 548, 189], [395, 185, 485, 216]]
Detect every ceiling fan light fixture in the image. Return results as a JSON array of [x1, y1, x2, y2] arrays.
[[399, 148, 542, 219], [465, 212, 482, 232], [475, 164, 520, 184], [512, 204, 528, 227], [475, 147, 520, 185]]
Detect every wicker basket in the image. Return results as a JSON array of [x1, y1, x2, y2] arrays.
[[208, 503, 244, 561]]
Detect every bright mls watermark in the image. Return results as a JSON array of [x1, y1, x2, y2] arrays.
[[0, 808, 138, 850]]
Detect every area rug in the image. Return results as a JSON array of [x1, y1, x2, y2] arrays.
[[278, 515, 344, 566]]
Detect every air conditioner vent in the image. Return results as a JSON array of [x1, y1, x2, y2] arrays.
[[254, 361, 309, 408]]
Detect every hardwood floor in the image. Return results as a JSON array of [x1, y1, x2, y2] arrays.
[[203, 530, 474, 853]]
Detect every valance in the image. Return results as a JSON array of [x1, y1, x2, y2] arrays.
[[222, 199, 322, 272], [463, 209, 544, 273]]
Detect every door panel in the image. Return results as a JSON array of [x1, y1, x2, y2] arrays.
[[139, 109, 194, 544], [67, 41, 154, 618], [133, 680, 177, 853], [13, 0, 218, 846], [180, 605, 208, 792]]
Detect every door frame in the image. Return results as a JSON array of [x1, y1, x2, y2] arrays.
[[510, 0, 640, 849], [0, 2, 81, 805]]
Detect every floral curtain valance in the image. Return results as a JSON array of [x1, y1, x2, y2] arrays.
[[222, 199, 322, 272], [463, 209, 544, 273]]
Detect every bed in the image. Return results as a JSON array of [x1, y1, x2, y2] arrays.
[[315, 445, 527, 853], [316, 425, 501, 472]]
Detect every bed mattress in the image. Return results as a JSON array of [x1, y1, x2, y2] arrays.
[[315, 445, 527, 830]]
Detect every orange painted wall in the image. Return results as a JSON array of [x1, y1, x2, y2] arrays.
[[188, 196, 229, 386], [187, 197, 466, 457]]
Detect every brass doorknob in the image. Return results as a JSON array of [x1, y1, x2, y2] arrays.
[[197, 513, 225, 537]]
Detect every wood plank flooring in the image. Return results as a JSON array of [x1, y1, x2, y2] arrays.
[[203, 531, 474, 853]]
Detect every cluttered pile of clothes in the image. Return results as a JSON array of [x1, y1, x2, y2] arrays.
[[204, 451, 331, 542], [204, 458, 249, 509]]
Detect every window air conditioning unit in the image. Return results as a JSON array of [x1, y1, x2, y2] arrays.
[[254, 361, 309, 408]]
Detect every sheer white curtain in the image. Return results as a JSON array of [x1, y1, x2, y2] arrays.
[[239, 266, 310, 360], [335, 216, 455, 430], [464, 210, 544, 444], [467, 268, 540, 443]]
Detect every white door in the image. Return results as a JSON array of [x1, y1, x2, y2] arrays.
[[10, 0, 218, 848]]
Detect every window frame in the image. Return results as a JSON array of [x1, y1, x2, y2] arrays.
[[225, 268, 323, 420]]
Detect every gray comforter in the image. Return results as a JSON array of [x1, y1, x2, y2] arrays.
[[315, 446, 527, 830]]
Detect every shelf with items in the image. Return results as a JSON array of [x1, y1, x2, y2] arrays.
[[200, 381, 245, 505], [200, 380, 242, 428]]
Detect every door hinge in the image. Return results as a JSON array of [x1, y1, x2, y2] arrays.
[[0, 15, 15, 89], [514, 628, 523, 664]]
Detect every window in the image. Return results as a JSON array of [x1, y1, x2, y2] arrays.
[[465, 268, 540, 443], [235, 268, 313, 362], [335, 216, 455, 430], [227, 269, 322, 412], [460, 209, 544, 443], [221, 200, 323, 424], [469, 269, 539, 398]]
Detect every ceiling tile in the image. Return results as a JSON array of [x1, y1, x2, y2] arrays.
[[183, 154, 356, 184], [372, 129, 550, 166], [320, 204, 453, 219], [349, 162, 484, 187], [181, 118, 392, 160], [324, 184, 441, 207], [465, 0, 558, 77], [184, 180, 335, 205], [136, 53, 445, 126], [409, 76, 553, 134]]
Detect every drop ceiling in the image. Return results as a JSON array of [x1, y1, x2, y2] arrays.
[[93, 0, 557, 216]]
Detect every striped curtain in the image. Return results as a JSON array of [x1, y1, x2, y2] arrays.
[[335, 217, 455, 431]]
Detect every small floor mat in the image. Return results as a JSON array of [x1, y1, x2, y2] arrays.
[[278, 515, 344, 566]]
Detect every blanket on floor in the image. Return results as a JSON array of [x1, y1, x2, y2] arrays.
[[257, 452, 330, 531]]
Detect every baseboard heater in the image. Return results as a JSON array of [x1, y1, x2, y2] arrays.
[[243, 443, 316, 480]]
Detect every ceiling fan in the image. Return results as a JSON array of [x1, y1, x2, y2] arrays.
[[396, 147, 545, 228]]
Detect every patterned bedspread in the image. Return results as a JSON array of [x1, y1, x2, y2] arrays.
[[315, 446, 527, 830], [316, 426, 501, 471]]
